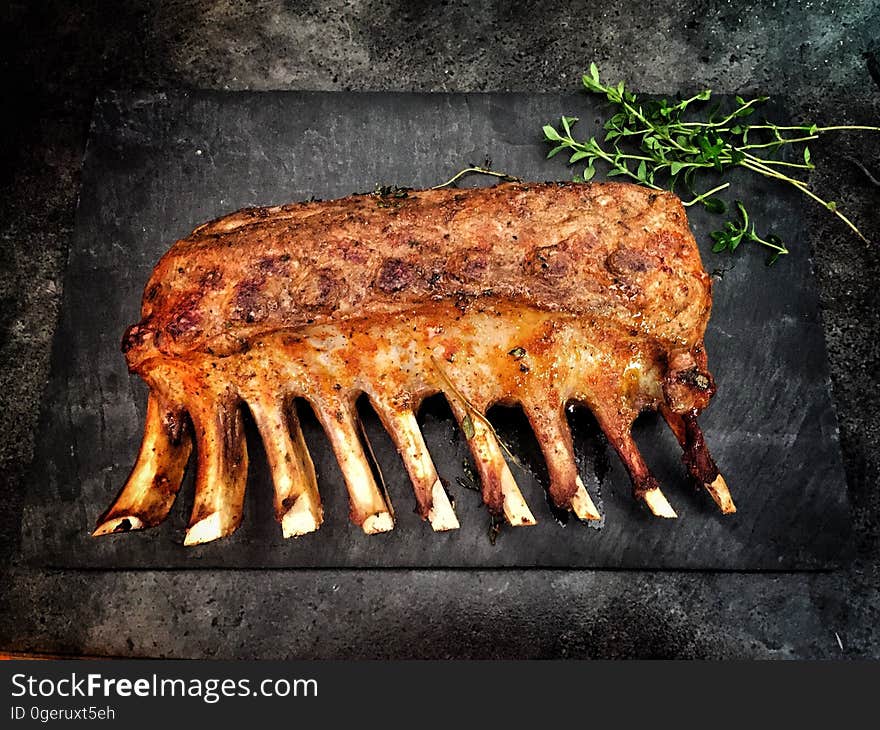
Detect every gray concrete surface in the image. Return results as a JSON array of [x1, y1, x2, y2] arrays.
[[0, 0, 878, 658]]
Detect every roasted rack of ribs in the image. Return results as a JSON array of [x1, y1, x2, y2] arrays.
[[94, 181, 734, 545]]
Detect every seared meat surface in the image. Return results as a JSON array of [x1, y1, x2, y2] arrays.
[[98, 181, 733, 546], [127, 182, 709, 362]]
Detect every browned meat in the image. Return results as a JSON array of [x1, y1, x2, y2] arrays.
[[96, 181, 734, 546]]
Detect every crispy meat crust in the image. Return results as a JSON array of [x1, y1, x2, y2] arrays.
[[124, 182, 711, 366]]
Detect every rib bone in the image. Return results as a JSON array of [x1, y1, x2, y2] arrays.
[[661, 406, 736, 514], [524, 401, 601, 521], [93, 392, 192, 536], [445, 398, 536, 527], [312, 396, 394, 534], [183, 399, 249, 546], [592, 404, 677, 518], [371, 398, 459, 531], [248, 395, 323, 537]]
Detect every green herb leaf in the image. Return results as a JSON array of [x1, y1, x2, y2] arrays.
[[703, 197, 726, 214], [461, 414, 475, 440], [543, 124, 562, 142]]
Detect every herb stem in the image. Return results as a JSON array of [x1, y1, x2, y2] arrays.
[[741, 159, 869, 243], [430, 356, 523, 466], [741, 154, 813, 171], [813, 125, 880, 133], [682, 182, 731, 207], [755, 159, 813, 170], [753, 232, 789, 256], [746, 124, 880, 134], [432, 166, 521, 189], [714, 97, 765, 127], [735, 135, 819, 150], [589, 144, 664, 189]]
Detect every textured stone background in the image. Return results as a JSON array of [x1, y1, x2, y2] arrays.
[[0, 0, 878, 658]]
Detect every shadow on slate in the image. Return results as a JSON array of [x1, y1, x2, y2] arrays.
[[20, 91, 851, 569]]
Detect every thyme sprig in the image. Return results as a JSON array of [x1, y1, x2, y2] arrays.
[[711, 201, 789, 265], [543, 63, 880, 262]]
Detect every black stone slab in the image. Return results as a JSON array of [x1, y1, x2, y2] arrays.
[[20, 91, 851, 569]]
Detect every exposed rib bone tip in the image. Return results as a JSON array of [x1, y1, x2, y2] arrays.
[[502, 471, 536, 526], [92, 515, 146, 537], [427, 479, 460, 531], [281, 496, 323, 538], [706, 474, 736, 514], [571, 476, 602, 521], [643, 488, 678, 519], [183, 512, 227, 546], [361, 511, 395, 534]]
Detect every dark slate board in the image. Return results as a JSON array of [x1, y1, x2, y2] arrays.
[[21, 91, 851, 569]]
